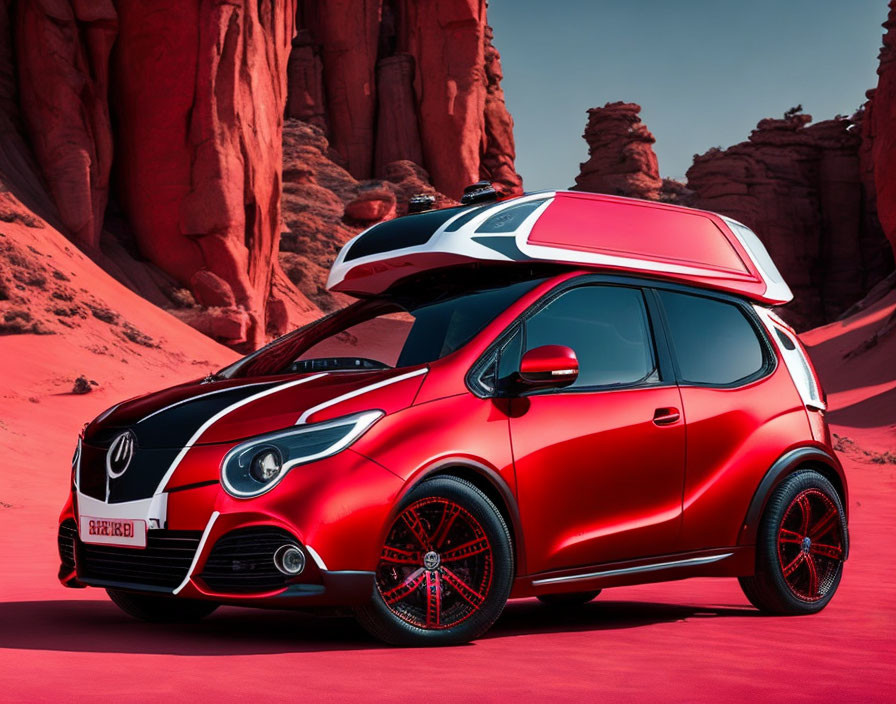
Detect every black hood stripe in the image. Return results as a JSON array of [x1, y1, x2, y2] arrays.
[[150, 374, 329, 496], [99, 375, 327, 503], [136, 381, 275, 424], [130, 381, 286, 450]]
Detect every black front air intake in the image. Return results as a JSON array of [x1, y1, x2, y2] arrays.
[[76, 530, 202, 590], [200, 527, 309, 594], [58, 520, 77, 574]]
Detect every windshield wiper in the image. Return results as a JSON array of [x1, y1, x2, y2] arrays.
[[289, 357, 392, 373]]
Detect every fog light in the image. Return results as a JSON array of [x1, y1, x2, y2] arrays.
[[249, 449, 282, 483], [273, 544, 306, 576]]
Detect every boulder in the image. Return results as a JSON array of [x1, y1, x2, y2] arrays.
[[190, 270, 237, 309], [344, 187, 397, 223]]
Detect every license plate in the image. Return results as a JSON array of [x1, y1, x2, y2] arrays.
[[80, 516, 147, 549]]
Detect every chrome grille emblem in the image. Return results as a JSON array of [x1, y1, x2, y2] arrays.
[[106, 431, 137, 478]]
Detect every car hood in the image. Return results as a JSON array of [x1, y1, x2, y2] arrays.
[[84, 368, 427, 449]]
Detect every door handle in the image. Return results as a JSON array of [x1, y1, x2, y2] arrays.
[[653, 407, 681, 425]]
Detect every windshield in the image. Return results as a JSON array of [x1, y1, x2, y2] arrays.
[[219, 276, 547, 379]]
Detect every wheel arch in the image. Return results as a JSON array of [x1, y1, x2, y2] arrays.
[[399, 459, 527, 578], [739, 446, 849, 558]]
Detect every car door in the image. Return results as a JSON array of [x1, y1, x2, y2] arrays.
[[654, 289, 805, 551], [507, 283, 686, 575]]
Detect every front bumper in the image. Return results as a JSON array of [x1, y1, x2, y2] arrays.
[[59, 448, 400, 607]]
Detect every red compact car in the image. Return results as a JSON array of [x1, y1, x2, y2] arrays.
[[59, 190, 849, 646]]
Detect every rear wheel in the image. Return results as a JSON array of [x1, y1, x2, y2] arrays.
[[106, 588, 219, 623], [739, 470, 846, 615], [536, 590, 601, 607], [355, 476, 513, 646]]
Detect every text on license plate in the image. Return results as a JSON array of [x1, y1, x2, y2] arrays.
[[80, 516, 147, 549]]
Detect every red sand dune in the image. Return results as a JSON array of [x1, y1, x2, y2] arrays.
[[0, 220, 893, 699]]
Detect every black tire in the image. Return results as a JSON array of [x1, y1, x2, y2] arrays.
[[536, 590, 601, 607], [106, 588, 219, 623], [355, 476, 514, 646], [739, 469, 847, 615]]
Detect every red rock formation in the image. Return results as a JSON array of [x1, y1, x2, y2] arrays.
[[280, 120, 365, 313], [293, 0, 522, 198], [15, 0, 116, 250], [111, 0, 302, 349], [374, 53, 424, 175], [481, 25, 523, 195], [398, 0, 487, 197], [572, 102, 662, 200], [302, 0, 380, 179], [285, 29, 327, 131], [686, 113, 893, 329], [870, 0, 896, 263], [1, 0, 520, 350], [279, 119, 453, 313], [0, 1, 59, 228]]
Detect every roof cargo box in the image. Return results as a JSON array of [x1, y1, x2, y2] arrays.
[[326, 191, 792, 305]]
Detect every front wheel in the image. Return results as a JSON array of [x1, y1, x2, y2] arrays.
[[739, 469, 847, 615], [355, 476, 514, 646], [106, 588, 219, 623]]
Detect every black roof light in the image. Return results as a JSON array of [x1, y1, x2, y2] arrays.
[[461, 181, 498, 205], [407, 193, 436, 213]]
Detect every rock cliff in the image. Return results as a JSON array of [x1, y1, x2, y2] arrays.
[[0, 0, 522, 349], [869, 0, 896, 264], [290, 0, 522, 199], [571, 100, 893, 330], [686, 112, 892, 329]]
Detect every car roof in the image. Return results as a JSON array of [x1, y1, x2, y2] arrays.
[[326, 190, 792, 305]]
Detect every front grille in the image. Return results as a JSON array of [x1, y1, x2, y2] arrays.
[[200, 527, 298, 593], [58, 520, 77, 572], [77, 443, 108, 501], [77, 530, 202, 589]]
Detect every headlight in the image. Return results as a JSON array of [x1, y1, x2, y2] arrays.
[[250, 449, 282, 483], [220, 410, 384, 498]]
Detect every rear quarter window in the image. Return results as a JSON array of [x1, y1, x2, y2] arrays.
[[658, 290, 766, 386]]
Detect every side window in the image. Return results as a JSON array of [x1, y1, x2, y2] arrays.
[[522, 286, 657, 389], [658, 290, 766, 385]]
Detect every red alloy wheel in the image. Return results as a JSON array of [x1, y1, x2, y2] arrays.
[[776, 488, 845, 602], [376, 497, 494, 630]]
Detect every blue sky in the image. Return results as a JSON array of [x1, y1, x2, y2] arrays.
[[489, 0, 888, 190]]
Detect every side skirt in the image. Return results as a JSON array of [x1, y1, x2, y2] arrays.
[[511, 546, 754, 598]]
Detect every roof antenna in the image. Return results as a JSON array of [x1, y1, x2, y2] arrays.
[[461, 181, 498, 205]]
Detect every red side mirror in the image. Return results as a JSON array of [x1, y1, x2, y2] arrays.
[[518, 345, 579, 388]]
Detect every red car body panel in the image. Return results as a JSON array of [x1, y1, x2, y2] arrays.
[[508, 385, 686, 572], [677, 367, 808, 551]]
